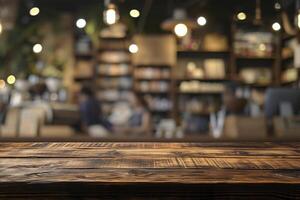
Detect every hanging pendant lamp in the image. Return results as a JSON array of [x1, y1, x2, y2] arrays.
[[161, 8, 197, 37]]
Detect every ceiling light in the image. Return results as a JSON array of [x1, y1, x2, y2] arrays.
[[161, 9, 197, 33], [104, 3, 119, 25], [296, 10, 300, 30], [76, 18, 86, 29], [197, 16, 207, 26], [274, 2, 281, 10], [129, 44, 139, 54], [33, 44, 43, 54], [7, 75, 16, 85], [0, 80, 5, 89], [174, 23, 188, 37], [130, 9, 140, 18], [237, 12, 247, 21], [29, 7, 40, 16], [272, 22, 281, 31]]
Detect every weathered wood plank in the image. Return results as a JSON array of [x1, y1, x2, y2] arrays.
[[0, 143, 299, 160], [0, 168, 300, 184], [0, 157, 300, 170], [0, 142, 299, 199], [0, 148, 299, 158], [0, 142, 297, 149]]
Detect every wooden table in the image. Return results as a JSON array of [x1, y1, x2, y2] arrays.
[[0, 142, 299, 199]]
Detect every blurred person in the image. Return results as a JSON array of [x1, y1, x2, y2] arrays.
[[0, 100, 8, 125], [78, 86, 111, 137], [210, 82, 248, 138], [29, 82, 48, 100], [129, 94, 151, 134], [115, 93, 151, 135], [223, 82, 248, 115]]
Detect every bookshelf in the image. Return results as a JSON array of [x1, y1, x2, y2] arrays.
[[96, 37, 133, 115], [279, 33, 299, 86], [175, 38, 230, 132], [132, 35, 177, 129], [72, 30, 95, 104], [70, 16, 300, 137], [230, 19, 281, 87]]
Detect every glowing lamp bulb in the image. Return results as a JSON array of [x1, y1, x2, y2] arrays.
[[130, 9, 140, 18], [0, 80, 5, 89], [7, 75, 16, 85], [297, 12, 300, 29], [76, 18, 86, 29], [129, 44, 139, 54], [33, 44, 43, 54], [272, 22, 281, 31], [104, 4, 119, 25], [174, 23, 188, 37], [197, 16, 207, 26], [29, 7, 40, 16], [237, 12, 247, 21]]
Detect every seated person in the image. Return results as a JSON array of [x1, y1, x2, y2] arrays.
[[129, 94, 151, 134], [223, 82, 248, 115], [0, 100, 7, 125], [113, 93, 151, 135], [78, 86, 111, 137]]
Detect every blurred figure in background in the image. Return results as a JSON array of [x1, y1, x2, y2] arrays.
[[223, 82, 248, 115], [113, 93, 151, 135], [29, 82, 48, 100], [78, 86, 111, 137], [128, 94, 151, 134], [0, 100, 8, 126]]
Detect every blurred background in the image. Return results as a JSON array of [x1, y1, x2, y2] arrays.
[[0, 0, 299, 141]]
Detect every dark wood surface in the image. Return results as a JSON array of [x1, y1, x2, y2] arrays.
[[0, 142, 300, 199]]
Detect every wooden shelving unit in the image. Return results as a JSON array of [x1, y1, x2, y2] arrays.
[[132, 35, 177, 128], [96, 36, 133, 115], [230, 19, 281, 88], [279, 33, 299, 87], [175, 49, 230, 132], [72, 31, 96, 102], [133, 65, 174, 123], [134, 67, 173, 118], [70, 13, 299, 137]]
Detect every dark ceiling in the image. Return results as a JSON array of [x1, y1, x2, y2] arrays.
[[28, 0, 295, 14], [18, 0, 297, 33]]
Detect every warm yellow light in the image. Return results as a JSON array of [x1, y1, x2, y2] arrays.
[[33, 43, 43, 53], [29, 7, 40, 16], [174, 23, 188, 37], [104, 4, 119, 25], [274, 2, 281, 10], [297, 13, 300, 29], [197, 16, 207, 26], [258, 43, 266, 51], [237, 12, 247, 21], [130, 9, 140, 18], [272, 22, 281, 31], [76, 18, 86, 28], [107, 9, 117, 24], [129, 44, 139, 54], [0, 80, 6, 89], [0, 23, 2, 34], [7, 75, 16, 85]]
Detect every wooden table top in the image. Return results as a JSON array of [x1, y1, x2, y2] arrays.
[[0, 142, 300, 185]]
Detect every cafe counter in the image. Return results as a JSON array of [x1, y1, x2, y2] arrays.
[[0, 142, 299, 199]]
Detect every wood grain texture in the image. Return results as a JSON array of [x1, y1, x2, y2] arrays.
[[0, 142, 299, 199]]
